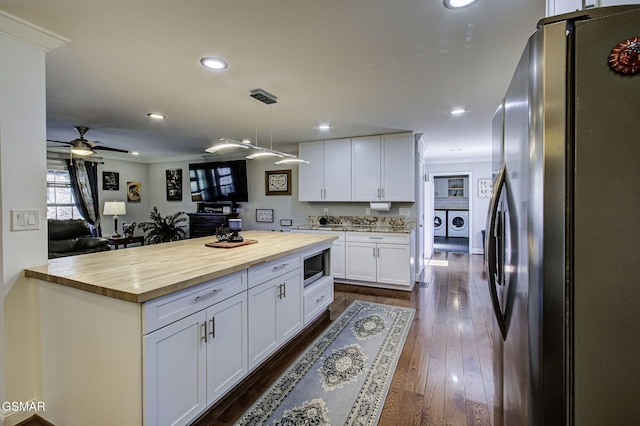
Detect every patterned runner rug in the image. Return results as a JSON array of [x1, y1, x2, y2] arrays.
[[234, 300, 415, 426]]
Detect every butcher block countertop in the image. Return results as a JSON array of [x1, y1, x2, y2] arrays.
[[24, 230, 337, 304]]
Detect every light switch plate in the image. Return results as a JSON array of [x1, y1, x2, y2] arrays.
[[12, 209, 40, 231]]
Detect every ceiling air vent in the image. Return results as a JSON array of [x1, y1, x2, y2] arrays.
[[250, 89, 278, 105]]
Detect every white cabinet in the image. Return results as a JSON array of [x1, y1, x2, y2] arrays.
[[345, 231, 416, 289], [299, 138, 351, 201], [144, 291, 247, 426], [351, 133, 415, 202], [303, 276, 334, 325], [248, 267, 303, 370]]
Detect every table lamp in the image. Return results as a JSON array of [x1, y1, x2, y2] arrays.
[[103, 201, 126, 238]]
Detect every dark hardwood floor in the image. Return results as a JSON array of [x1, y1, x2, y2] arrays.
[[194, 252, 496, 426]]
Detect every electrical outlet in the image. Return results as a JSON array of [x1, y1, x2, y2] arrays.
[[323, 208, 328, 216], [365, 207, 371, 215]]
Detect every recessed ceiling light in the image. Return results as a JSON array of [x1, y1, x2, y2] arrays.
[[147, 113, 166, 120], [317, 124, 331, 130], [444, 0, 478, 9], [200, 57, 228, 70], [450, 108, 467, 115], [450, 148, 463, 152]]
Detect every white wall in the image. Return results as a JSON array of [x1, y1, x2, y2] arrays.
[[98, 158, 151, 236], [0, 12, 67, 425], [426, 160, 492, 254]]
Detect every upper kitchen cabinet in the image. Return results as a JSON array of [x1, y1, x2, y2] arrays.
[[351, 133, 415, 202], [299, 139, 351, 201]]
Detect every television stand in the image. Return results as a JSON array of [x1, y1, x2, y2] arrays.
[[187, 212, 239, 238]]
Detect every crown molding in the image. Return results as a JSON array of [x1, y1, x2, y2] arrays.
[[0, 10, 69, 51]]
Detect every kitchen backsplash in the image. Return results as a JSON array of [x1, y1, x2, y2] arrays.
[[305, 215, 416, 230]]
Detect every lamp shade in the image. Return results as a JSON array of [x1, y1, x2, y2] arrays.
[[103, 201, 126, 216]]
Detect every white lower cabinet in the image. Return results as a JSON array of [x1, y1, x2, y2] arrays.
[[248, 268, 303, 370], [345, 231, 416, 289], [144, 291, 247, 426]]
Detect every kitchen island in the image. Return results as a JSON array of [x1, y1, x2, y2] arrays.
[[24, 230, 336, 426]]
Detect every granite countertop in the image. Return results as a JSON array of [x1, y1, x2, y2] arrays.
[[291, 224, 416, 233], [24, 231, 337, 303]]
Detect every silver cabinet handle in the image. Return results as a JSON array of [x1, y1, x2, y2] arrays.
[[282, 282, 286, 298], [377, 247, 380, 257], [273, 263, 288, 272], [201, 321, 208, 343], [320, 188, 323, 199], [278, 283, 283, 299], [210, 317, 215, 339], [194, 288, 222, 303], [369, 236, 383, 239], [316, 295, 325, 303], [381, 188, 385, 198], [373, 247, 376, 257]]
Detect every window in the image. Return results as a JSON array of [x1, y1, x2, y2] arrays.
[[47, 169, 82, 220]]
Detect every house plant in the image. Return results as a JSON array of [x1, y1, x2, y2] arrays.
[[137, 207, 188, 244]]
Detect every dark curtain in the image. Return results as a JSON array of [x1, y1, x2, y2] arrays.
[[66, 159, 102, 236]]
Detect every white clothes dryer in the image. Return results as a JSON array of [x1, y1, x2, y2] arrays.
[[434, 210, 447, 237], [447, 210, 469, 238]]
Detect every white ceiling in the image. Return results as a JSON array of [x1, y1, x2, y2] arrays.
[[1, 0, 545, 163]]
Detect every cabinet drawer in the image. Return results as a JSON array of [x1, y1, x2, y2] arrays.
[[303, 276, 334, 325], [346, 231, 410, 245], [143, 270, 247, 334], [248, 254, 301, 288]]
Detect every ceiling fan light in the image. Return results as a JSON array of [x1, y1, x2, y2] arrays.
[[71, 146, 93, 156], [147, 113, 166, 120], [444, 0, 478, 9]]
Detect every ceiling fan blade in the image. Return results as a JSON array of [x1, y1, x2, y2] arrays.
[[47, 139, 73, 145], [93, 145, 130, 153]]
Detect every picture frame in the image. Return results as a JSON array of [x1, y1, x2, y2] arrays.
[[265, 169, 291, 196], [280, 219, 293, 227], [478, 178, 493, 198], [127, 181, 141, 202], [256, 208, 274, 223], [165, 169, 182, 201], [102, 171, 119, 191]]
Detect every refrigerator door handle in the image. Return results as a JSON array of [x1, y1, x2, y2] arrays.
[[486, 164, 507, 339]]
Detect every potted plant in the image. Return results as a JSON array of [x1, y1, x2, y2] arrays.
[[137, 207, 188, 244]]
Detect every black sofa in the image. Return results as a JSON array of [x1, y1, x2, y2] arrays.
[[48, 219, 111, 259]]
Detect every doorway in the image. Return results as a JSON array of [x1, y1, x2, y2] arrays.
[[429, 172, 472, 254]]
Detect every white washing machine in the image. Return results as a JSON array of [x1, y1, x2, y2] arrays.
[[447, 210, 469, 238], [434, 210, 447, 237]]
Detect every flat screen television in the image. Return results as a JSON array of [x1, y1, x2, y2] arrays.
[[188, 160, 249, 203]]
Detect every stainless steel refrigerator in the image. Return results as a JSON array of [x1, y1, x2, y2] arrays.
[[486, 6, 640, 425]]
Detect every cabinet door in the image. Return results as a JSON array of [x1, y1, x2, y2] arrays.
[[144, 311, 207, 426], [381, 133, 415, 201], [351, 135, 381, 201], [330, 241, 346, 279], [206, 292, 248, 405], [278, 269, 304, 344], [323, 138, 352, 201], [248, 280, 279, 370], [377, 243, 411, 286], [298, 141, 324, 201], [346, 241, 377, 282]]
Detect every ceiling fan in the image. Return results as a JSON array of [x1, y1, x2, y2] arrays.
[[47, 126, 130, 156]]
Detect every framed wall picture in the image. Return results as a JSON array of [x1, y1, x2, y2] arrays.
[[265, 169, 291, 196], [478, 178, 493, 198], [102, 171, 119, 191], [166, 169, 182, 201], [256, 209, 274, 223], [127, 181, 141, 202]]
